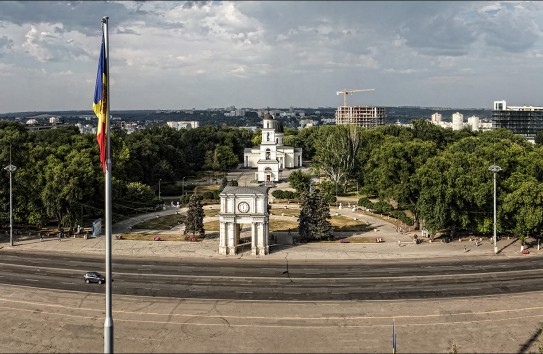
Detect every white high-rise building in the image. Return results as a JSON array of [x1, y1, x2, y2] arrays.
[[166, 121, 199, 130], [431, 112, 442, 123], [467, 116, 480, 131], [452, 112, 464, 131]]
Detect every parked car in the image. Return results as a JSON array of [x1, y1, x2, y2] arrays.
[[84, 271, 105, 284]]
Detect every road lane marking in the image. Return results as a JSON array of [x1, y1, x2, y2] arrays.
[[0, 302, 542, 330]]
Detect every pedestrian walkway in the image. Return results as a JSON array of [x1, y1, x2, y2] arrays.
[[1, 203, 538, 262]]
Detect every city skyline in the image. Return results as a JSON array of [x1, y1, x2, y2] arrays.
[[1, 1, 543, 113]]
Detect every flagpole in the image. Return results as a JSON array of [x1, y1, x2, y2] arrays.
[[392, 319, 396, 354], [102, 16, 114, 354]]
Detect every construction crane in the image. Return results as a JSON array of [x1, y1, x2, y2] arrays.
[[336, 88, 375, 106]]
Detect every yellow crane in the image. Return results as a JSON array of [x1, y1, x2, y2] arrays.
[[336, 88, 375, 106]]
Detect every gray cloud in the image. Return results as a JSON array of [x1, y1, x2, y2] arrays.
[[400, 13, 477, 56], [476, 2, 542, 53], [0, 1, 138, 35], [0, 35, 13, 49], [0, 1, 543, 112]]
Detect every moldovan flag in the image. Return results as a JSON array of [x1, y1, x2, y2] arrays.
[[93, 35, 107, 173]]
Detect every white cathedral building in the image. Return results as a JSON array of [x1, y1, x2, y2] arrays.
[[243, 112, 303, 182]]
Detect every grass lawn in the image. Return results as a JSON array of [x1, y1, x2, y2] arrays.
[[269, 207, 299, 217], [342, 236, 379, 243], [203, 220, 220, 231], [330, 215, 372, 232], [269, 219, 298, 232], [195, 184, 220, 193], [132, 214, 186, 230], [204, 207, 220, 217]]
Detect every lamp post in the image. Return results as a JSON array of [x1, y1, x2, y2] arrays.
[[489, 164, 502, 254], [356, 180, 359, 200], [158, 178, 161, 200], [4, 152, 17, 247], [182, 177, 186, 196]]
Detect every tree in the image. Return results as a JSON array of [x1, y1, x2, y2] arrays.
[[363, 137, 437, 225], [312, 125, 361, 196], [536, 130, 543, 146], [204, 145, 239, 173], [501, 176, 543, 244], [298, 189, 333, 242], [411, 119, 446, 145], [184, 195, 205, 239], [288, 170, 312, 193], [413, 131, 530, 236]]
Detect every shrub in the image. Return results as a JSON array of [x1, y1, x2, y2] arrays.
[[180, 194, 191, 205], [272, 190, 284, 199], [357, 197, 374, 209], [324, 194, 336, 204], [372, 201, 394, 214], [202, 191, 216, 200], [389, 210, 414, 226], [283, 190, 298, 200]]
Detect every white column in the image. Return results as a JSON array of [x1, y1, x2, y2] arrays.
[[219, 220, 227, 255], [251, 222, 256, 255], [263, 220, 269, 255], [227, 222, 236, 255]]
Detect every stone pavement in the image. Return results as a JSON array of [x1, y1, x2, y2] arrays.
[[1, 202, 539, 261]]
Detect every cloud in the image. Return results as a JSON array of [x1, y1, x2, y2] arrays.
[[400, 11, 477, 56], [22, 23, 90, 62], [0, 1, 135, 35], [476, 2, 542, 53], [0, 1, 543, 111], [0, 35, 13, 57]]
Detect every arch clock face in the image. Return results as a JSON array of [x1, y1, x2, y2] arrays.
[[238, 202, 250, 213]]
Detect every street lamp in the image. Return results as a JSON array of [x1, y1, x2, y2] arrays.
[[182, 177, 186, 196], [158, 178, 162, 200], [4, 155, 17, 247], [489, 164, 502, 254]]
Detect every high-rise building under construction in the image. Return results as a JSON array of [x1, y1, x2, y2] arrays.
[[334, 88, 385, 128], [335, 106, 386, 128]]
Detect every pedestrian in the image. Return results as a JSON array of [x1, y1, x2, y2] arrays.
[[398, 239, 401, 247], [40, 233, 44, 242], [58, 233, 62, 242], [288, 228, 291, 236], [464, 245, 467, 252]]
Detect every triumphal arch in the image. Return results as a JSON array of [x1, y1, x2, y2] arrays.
[[218, 186, 269, 256]]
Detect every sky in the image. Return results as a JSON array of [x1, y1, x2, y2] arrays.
[[1, 1, 543, 113]]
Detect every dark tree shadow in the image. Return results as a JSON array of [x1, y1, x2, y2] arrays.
[[517, 324, 541, 353]]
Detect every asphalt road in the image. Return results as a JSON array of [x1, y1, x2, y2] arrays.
[[1, 252, 543, 301]]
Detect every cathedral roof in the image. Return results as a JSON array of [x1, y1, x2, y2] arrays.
[[263, 112, 284, 133], [272, 120, 284, 133]]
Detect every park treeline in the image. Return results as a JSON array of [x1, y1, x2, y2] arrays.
[[0, 123, 252, 229], [1, 120, 543, 242], [303, 121, 543, 242]]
